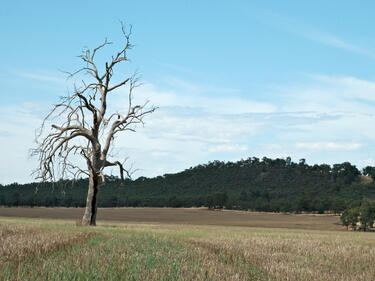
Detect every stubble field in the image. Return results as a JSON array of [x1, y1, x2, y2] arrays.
[[0, 208, 373, 281], [0, 207, 340, 230]]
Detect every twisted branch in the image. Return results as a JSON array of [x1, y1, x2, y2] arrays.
[[32, 23, 156, 183]]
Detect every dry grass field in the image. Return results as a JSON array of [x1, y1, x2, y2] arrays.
[[0, 208, 373, 280], [0, 223, 92, 264], [0, 207, 341, 230], [0, 216, 374, 281]]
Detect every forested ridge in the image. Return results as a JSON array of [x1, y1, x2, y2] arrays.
[[2, 157, 375, 213]]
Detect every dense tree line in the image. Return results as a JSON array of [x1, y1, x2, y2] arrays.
[[1, 157, 375, 213]]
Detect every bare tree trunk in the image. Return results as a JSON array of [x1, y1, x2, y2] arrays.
[[82, 173, 99, 226]]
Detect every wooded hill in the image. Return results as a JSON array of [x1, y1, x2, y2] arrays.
[[1, 157, 375, 213]]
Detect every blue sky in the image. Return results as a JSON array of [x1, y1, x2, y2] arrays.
[[1, 1, 375, 183]]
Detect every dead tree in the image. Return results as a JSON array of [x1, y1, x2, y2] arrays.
[[32, 25, 156, 226]]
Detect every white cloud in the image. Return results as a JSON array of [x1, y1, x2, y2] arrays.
[[0, 104, 43, 184], [130, 82, 277, 115], [2, 73, 375, 183], [277, 75, 375, 118], [295, 142, 363, 151], [208, 144, 248, 153], [108, 74, 375, 176]]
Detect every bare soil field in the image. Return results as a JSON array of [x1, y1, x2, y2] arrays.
[[0, 207, 340, 230]]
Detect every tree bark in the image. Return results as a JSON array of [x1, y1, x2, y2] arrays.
[[82, 173, 99, 226]]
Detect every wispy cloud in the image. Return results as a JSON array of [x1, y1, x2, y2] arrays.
[[14, 71, 66, 84], [130, 81, 277, 115], [314, 35, 375, 58], [295, 28, 375, 58], [252, 9, 375, 58]]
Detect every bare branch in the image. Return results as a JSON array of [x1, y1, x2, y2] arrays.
[[104, 159, 132, 182], [32, 24, 155, 227]]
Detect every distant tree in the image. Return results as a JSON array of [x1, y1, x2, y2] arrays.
[[205, 195, 215, 209], [314, 200, 325, 214], [225, 198, 233, 209], [255, 197, 269, 212], [340, 209, 351, 230], [12, 192, 20, 206], [295, 195, 310, 213], [348, 207, 360, 231], [239, 191, 248, 200], [279, 200, 293, 213], [285, 156, 292, 166], [108, 195, 118, 207], [206, 192, 228, 209], [168, 196, 182, 208], [332, 162, 360, 184], [213, 192, 228, 209], [318, 164, 331, 175], [359, 200, 375, 231], [362, 166, 375, 180], [331, 198, 347, 214], [341, 206, 366, 231]]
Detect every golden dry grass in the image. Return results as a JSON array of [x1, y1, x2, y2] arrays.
[[99, 224, 375, 281], [96, 223, 375, 281], [1, 216, 374, 280], [0, 223, 92, 263], [188, 231, 375, 281]]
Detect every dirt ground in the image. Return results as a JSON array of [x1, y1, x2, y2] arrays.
[[0, 207, 341, 230]]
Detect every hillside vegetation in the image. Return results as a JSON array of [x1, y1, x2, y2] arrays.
[[1, 157, 375, 213]]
